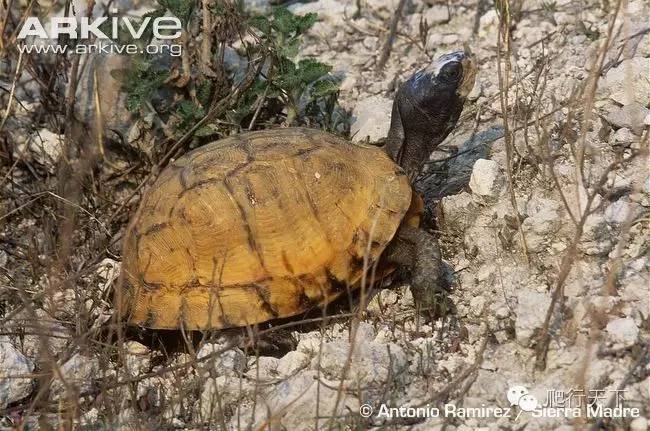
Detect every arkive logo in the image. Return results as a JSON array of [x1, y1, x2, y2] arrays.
[[17, 14, 182, 40]]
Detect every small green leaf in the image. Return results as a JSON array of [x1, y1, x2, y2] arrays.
[[296, 58, 331, 83], [278, 37, 300, 59], [270, 7, 316, 36], [121, 60, 168, 112], [312, 79, 340, 97], [249, 15, 271, 33], [126, 93, 145, 112], [295, 12, 317, 34], [272, 7, 296, 34], [178, 100, 205, 120], [196, 80, 213, 107]]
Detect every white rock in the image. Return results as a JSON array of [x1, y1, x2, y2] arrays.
[[296, 331, 324, 355], [232, 370, 359, 430], [277, 351, 310, 377], [245, 356, 280, 381], [96, 258, 121, 293], [579, 214, 613, 256], [605, 317, 639, 348], [197, 343, 246, 376], [524, 197, 562, 233], [350, 95, 393, 143], [13, 129, 63, 171], [440, 33, 459, 45], [8, 309, 70, 358], [123, 341, 150, 377], [354, 321, 375, 340], [367, 289, 400, 314], [604, 198, 641, 224], [612, 127, 638, 145], [479, 9, 499, 41], [51, 353, 100, 400], [288, 0, 352, 25], [469, 296, 486, 317], [136, 373, 192, 420], [605, 103, 650, 135], [600, 58, 650, 107], [0, 342, 34, 408], [313, 337, 407, 386], [515, 291, 551, 346], [441, 192, 477, 230], [80, 407, 100, 428], [243, 0, 270, 13], [469, 159, 504, 198], [423, 5, 449, 24], [565, 184, 603, 217], [400, 287, 415, 308], [339, 74, 358, 93], [467, 79, 483, 101], [200, 374, 253, 420]]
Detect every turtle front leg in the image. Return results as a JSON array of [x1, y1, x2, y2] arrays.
[[384, 225, 445, 316]]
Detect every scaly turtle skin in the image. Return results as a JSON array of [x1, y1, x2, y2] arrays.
[[119, 51, 477, 330]]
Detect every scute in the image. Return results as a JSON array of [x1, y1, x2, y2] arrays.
[[120, 128, 413, 329]]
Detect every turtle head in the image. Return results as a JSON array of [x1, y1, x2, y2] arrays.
[[385, 50, 477, 182]]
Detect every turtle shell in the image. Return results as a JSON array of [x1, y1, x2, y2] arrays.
[[120, 127, 417, 329]]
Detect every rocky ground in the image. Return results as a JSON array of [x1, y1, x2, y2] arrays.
[[1, 0, 649, 430]]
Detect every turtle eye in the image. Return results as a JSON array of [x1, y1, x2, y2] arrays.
[[439, 61, 462, 81]]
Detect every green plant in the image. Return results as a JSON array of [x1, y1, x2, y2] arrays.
[[112, 59, 169, 113], [114, 2, 345, 148], [237, 6, 342, 127]]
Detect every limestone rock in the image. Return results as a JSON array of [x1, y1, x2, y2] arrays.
[[515, 291, 552, 346], [350, 95, 393, 144], [605, 317, 639, 348], [245, 356, 280, 381], [277, 351, 310, 377], [232, 370, 359, 430], [469, 159, 504, 199], [313, 335, 408, 386], [604, 198, 642, 225], [51, 353, 100, 400], [123, 341, 151, 377], [605, 103, 650, 135], [0, 341, 34, 408], [600, 58, 650, 107], [197, 343, 246, 377], [12, 129, 63, 172], [200, 375, 253, 420]]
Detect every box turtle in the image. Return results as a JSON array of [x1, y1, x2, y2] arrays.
[[119, 51, 476, 330]]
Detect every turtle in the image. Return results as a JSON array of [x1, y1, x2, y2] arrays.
[[118, 50, 477, 330]]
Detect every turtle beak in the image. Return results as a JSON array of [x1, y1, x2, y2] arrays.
[[457, 52, 477, 98], [422, 50, 477, 98]]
